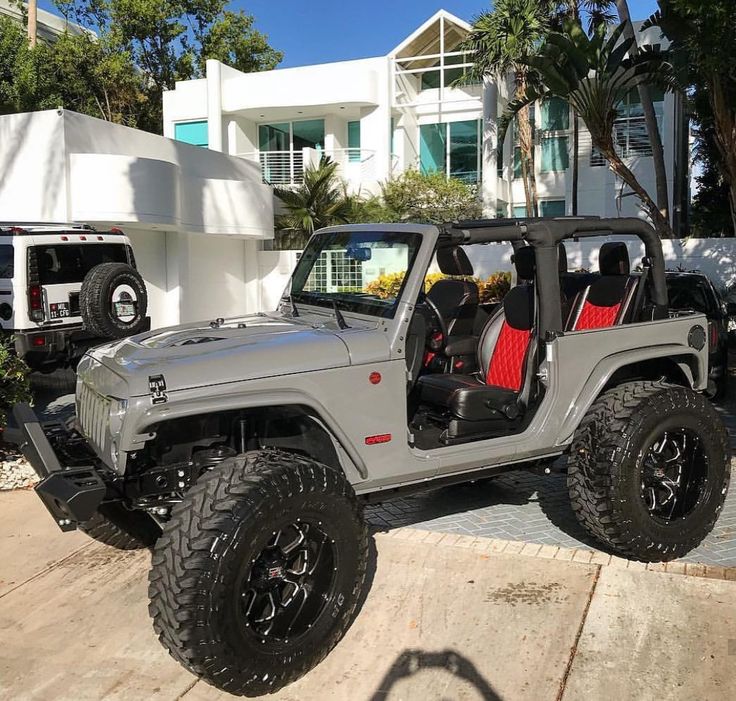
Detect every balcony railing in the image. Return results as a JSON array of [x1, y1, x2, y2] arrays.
[[238, 148, 376, 186]]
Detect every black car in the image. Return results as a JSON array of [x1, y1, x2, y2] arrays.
[[665, 271, 731, 398]]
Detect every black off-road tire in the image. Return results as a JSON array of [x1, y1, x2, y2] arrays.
[[79, 502, 161, 550], [80, 262, 148, 338], [568, 380, 730, 562], [148, 449, 368, 697]]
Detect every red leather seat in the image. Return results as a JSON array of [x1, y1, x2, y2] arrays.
[[568, 242, 637, 330], [417, 247, 536, 423]]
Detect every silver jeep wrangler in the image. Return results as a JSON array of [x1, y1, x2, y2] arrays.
[[13, 217, 730, 696]]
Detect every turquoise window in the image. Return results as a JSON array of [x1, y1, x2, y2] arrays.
[[513, 147, 522, 179], [259, 122, 289, 151], [420, 70, 441, 90], [512, 205, 527, 218], [540, 200, 566, 216], [449, 120, 479, 183], [348, 121, 361, 162], [292, 119, 325, 151], [174, 121, 208, 147], [541, 136, 569, 172], [541, 97, 569, 131], [419, 123, 446, 174]]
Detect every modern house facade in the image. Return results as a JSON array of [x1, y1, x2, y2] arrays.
[[163, 9, 690, 234]]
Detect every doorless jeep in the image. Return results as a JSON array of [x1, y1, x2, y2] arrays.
[[12, 217, 730, 696]]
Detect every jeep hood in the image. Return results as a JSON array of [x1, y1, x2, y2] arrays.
[[81, 313, 353, 397]]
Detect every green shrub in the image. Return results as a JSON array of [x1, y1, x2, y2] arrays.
[[478, 271, 511, 303], [0, 338, 31, 430], [364, 270, 512, 304], [364, 272, 406, 299]]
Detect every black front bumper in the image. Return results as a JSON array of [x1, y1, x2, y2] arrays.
[[10, 403, 106, 531]]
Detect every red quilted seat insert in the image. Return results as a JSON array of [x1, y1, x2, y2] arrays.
[[575, 301, 621, 330], [486, 321, 532, 391]]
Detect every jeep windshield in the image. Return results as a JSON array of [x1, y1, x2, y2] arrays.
[[289, 230, 423, 318]]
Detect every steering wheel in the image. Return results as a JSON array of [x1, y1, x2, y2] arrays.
[[422, 296, 448, 352]]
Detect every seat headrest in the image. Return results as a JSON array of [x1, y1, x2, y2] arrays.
[[558, 242, 568, 274], [512, 245, 535, 282], [437, 246, 474, 276], [599, 242, 630, 276]]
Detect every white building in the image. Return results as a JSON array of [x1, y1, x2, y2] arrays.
[[163, 9, 689, 234], [0, 110, 273, 326]]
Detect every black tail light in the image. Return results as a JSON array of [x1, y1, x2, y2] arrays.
[[709, 321, 718, 349]]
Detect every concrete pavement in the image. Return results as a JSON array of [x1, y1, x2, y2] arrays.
[[1, 491, 735, 701]]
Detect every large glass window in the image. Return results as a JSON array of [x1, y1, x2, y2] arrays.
[[348, 120, 361, 162], [258, 119, 325, 152], [174, 121, 208, 148], [541, 136, 569, 172], [0, 245, 13, 278], [419, 123, 446, 174], [292, 119, 325, 151], [420, 120, 480, 183], [449, 120, 480, 182], [258, 122, 289, 151], [290, 231, 424, 318], [540, 200, 566, 216], [541, 97, 569, 131]]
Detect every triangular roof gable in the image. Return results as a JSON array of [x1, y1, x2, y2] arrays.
[[389, 9, 471, 58]]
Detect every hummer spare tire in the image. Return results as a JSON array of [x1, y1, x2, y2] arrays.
[[149, 449, 369, 696], [80, 262, 148, 338]]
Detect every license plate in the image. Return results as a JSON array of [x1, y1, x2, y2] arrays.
[[114, 302, 136, 317], [49, 302, 71, 319]]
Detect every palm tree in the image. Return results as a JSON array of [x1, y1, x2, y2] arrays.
[[498, 19, 677, 237], [615, 0, 669, 225], [461, 0, 551, 217], [27, 0, 37, 47], [274, 156, 352, 249], [552, 2, 617, 215], [644, 0, 736, 236]]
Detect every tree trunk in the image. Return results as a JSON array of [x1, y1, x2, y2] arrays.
[[571, 110, 579, 215], [27, 0, 37, 47], [709, 76, 736, 236], [516, 71, 538, 217], [615, 0, 669, 225]]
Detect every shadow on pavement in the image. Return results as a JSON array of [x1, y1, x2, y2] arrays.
[[368, 649, 502, 701]]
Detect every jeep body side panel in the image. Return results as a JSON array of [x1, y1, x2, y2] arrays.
[[114, 357, 439, 486]]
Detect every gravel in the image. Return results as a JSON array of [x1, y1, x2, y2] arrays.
[[0, 443, 39, 491]]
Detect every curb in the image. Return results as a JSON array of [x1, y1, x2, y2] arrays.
[[375, 527, 736, 582]]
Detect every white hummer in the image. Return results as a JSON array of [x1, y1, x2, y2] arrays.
[[0, 222, 149, 371]]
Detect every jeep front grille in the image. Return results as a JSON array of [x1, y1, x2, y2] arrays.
[[77, 381, 111, 452]]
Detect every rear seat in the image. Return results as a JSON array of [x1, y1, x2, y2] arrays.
[[567, 242, 638, 331]]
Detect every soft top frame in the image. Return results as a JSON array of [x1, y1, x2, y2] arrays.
[[441, 216, 667, 337]]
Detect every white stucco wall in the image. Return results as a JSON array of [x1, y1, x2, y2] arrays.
[[0, 110, 276, 328]]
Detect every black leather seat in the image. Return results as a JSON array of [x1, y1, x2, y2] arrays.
[[417, 247, 537, 436], [567, 242, 637, 330], [426, 246, 479, 340]]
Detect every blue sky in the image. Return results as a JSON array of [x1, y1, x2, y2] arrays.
[[235, 1, 661, 67], [39, 1, 661, 68]]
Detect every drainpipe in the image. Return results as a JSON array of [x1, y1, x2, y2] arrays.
[[206, 59, 223, 153], [482, 78, 499, 218]]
